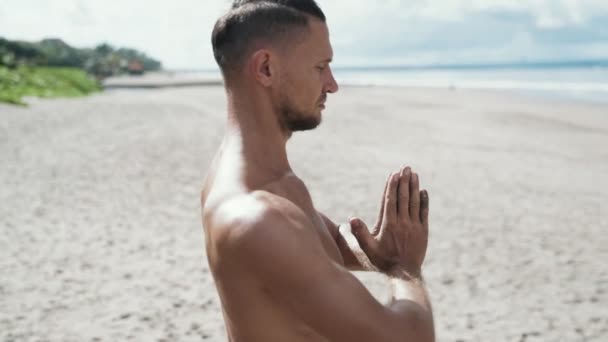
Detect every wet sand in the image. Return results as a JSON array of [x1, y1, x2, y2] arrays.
[[1, 86, 607, 341]]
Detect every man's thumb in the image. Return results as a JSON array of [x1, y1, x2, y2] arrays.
[[349, 217, 375, 255]]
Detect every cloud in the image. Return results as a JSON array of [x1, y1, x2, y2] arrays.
[[0, 0, 230, 68], [1, 0, 607, 68], [325, 1, 608, 65]]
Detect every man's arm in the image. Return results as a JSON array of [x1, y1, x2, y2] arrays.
[[320, 213, 432, 315], [226, 207, 434, 342], [318, 212, 376, 271]]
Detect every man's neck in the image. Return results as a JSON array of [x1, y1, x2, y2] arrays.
[[223, 88, 293, 189]]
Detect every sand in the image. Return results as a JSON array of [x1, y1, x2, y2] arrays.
[[1, 85, 607, 341]]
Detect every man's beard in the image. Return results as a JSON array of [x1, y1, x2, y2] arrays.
[[279, 99, 321, 133]]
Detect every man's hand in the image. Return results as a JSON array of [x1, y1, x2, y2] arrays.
[[349, 166, 429, 277]]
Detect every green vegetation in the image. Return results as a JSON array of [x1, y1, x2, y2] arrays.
[[0, 37, 162, 105], [0, 38, 162, 77], [0, 66, 101, 106]]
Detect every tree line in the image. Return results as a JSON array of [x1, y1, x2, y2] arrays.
[[0, 37, 162, 78]]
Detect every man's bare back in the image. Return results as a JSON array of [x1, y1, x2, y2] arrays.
[[202, 1, 434, 341]]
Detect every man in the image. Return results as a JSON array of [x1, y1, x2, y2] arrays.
[[201, 1, 434, 341]]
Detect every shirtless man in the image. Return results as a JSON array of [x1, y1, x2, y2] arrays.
[[201, 1, 434, 341]]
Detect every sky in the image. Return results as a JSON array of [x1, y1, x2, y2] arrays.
[[1, 0, 607, 69]]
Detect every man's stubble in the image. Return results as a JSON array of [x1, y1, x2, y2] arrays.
[[279, 92, 322, 132]]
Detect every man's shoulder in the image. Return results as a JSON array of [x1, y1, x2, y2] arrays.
[[205, 190, 313, 256]]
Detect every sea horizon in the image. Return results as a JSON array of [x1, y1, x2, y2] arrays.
[[169, 59, 608, 105]]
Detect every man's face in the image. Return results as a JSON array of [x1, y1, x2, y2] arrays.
[[276, 19, 339, 132]]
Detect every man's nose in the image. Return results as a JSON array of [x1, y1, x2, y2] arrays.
[[325, 67, 339, 94]]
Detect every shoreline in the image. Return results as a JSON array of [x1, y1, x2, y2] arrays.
[[101, 72, 608, 107]]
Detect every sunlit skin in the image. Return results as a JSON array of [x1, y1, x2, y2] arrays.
[[201, 17, 434, 342]]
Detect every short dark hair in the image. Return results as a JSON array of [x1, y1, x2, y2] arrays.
[[211, 0, 326, 76]]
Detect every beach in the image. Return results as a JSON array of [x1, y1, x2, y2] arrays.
[[1, 85, 607, 341]]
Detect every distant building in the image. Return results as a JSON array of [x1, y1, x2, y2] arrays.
[[127, 60, 144, 75]]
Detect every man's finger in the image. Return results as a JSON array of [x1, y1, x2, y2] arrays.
[[374, 174, 391, 235], [383, 172, 399, 226], [398, 166, 411, 219], [350, 218, 375, 255], [409, 173, 421, 222], [420, 190, 429, 228]]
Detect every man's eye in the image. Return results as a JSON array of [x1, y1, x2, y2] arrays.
[[317, 66, 326, 71]]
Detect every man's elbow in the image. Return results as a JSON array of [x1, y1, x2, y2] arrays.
[[389, 302, 435, 342], [410, 311, 435, 342]]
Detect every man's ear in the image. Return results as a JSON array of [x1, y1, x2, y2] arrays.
[[250, 49, 274, 87]]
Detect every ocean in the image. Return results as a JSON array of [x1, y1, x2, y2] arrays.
[[178, 62, 608, 105], [332, 64, 608, 105]]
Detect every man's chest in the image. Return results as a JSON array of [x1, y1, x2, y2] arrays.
[[306, 209, 344, 265], [266, 174, 345, 265]]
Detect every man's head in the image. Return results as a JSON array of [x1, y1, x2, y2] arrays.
[[212, 0, 339, 132]]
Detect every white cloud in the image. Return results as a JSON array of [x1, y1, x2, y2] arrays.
[[0, 0, 230, 68], [1, 0, 607, 68]]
